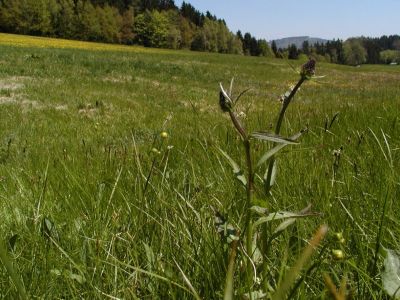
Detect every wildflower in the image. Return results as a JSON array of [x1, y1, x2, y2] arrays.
[[332, 249, 345, 260], [334, 232, 343, 240], [332, 148, 342, 157], [160, 131, 168, 139], [335, 232, 345, 244], [301, 58, 316, 78]]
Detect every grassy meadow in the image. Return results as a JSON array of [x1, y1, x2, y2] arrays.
[[0, 33, 399, 299]]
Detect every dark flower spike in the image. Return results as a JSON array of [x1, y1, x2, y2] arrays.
[[301, 58, 316, 78]]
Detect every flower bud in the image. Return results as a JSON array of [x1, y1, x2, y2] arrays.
[[332, 249, 344, 260], [219, 91, 232, 112], [160, 131, 168, 139], [301, 58, 316, 78]]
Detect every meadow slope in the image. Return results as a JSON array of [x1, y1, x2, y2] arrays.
[[0, 33, 399, 299]]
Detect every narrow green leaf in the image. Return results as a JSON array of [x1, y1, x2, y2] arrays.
[[382, 249, 400, 299], [217, 147, 247, 186], [8, 235, 18, 252], [256, 129, 307, 168], [273, 225, 328, 300], [273, 218, 297, 235], [253, 210, 320, 228], [0, 241, 28, 300], [256, 144, 286, 168], [264, 160, 277, 188], [250, 206, 269, 216], [273, 205, 314, 236], [251, 132, 299, 144]]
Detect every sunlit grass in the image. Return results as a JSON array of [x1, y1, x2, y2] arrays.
[[0, 34, 399, 298]]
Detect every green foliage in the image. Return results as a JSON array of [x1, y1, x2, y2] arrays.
[[135, 10, 169, 48], [54, 0, 77, 38], [120, 6, 135, 44], [343, 38, 367, 66], [0, 0, 53, 35], [0, 35, 400, 299], [76, 0, 102, 41], [380, 50, 400, 64]]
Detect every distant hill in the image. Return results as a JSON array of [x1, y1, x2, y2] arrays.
[[272, 36, 329, 49]]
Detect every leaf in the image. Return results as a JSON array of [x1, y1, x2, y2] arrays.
[[250, 206, 269, 216], [256, 144, 286, 169], [67, 272, 86, 284], [273, 225, 328, 300], [8, 234, 18, 252], [256, 129, 307, 168], [264, 159, 278, 189], [214, 211, 238, 244], [272, 205, 315, 237], [217, 147, 247, 186], [329, 112, 340, 129], [251, 132, 299, 145], [60, 270, 86, 284], [273, 218, 297, 235], [253, 209, 320, 228], [41, 217, 59, 241], [143, 242, 155, 267], [382, 249, 400, 299]]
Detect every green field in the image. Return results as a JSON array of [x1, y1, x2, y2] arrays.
[[0, 34, 399, 299]]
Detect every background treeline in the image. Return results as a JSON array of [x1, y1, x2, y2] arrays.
[[0, 0, 273, 57], [272, 35, 400, 65]]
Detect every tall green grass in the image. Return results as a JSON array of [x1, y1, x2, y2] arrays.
[[0, 41, 399, 298]]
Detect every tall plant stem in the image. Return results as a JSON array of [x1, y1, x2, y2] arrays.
[[264, 77, 305, 193], [262, 76, 305, 291], [228, 111, 255, 282], [244, 139, 254, 262]]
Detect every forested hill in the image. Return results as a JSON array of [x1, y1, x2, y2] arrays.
[[0, 0, 273, 57]]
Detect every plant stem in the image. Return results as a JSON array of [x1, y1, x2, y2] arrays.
[[224, 239, 239, 300], [262, 76, 306, 291], [244, 139, 254, 271], [228, 110, 254, 284], [264, 77, 305, 193]]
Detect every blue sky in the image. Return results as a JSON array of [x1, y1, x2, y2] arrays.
[[175, 0, 400, 40]]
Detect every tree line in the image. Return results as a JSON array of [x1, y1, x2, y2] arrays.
[[0, 0, 274, 57], [271, 35, 400, 65]]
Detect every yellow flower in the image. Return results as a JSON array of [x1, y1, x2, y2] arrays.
[[160, 131, 168, 139], [332, 249, 344, 260]]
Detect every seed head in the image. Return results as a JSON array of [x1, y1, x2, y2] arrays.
[[301, 58, 316, 78]]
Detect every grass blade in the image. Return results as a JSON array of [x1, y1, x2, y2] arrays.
[[272, 225, 328, 300], [256, 129, 307, 168], [0, 241, 28, 300]]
